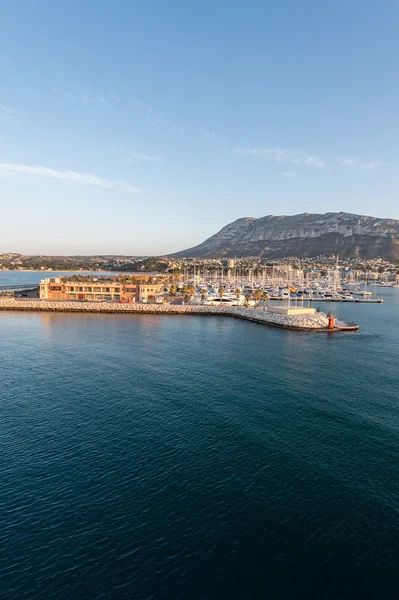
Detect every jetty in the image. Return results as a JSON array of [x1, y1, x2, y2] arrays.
[[0, 299, 359, 332], [268, 296, 384, 304]]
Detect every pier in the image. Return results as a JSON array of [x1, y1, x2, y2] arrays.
[[267, 296, 384, 304], [0, 299, 359, 332]]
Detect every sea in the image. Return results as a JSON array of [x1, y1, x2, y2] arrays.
[[1, 272, 398, 599]]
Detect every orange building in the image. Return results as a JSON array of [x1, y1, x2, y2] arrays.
[[40, 278, 164, 302]]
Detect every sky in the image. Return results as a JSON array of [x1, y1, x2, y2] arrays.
[[0, 0, 398, 255]]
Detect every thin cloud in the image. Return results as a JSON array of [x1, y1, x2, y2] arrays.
[[236, 146, 325, 168], [75, 93, 108, 105], [0, 104, 13, 121], [84, 147, 107, 156], [51, 87, 112, 106], [0, 54, 12, 65], [110, 92, 120, 104], [0, 162, 140, 193], [115, 149, 160, 163], [282, 171, 297, 178], [61, 90, 116, 106], [84, 146, 160, 163], [0, 104, 12, 114], [340, 157, 385, 170], [139, 104, 185, 134]]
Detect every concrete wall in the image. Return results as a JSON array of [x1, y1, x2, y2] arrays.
[[266, 306, 315, 316]]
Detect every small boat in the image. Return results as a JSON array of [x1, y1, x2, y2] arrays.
[[354, 290, 372, 297]]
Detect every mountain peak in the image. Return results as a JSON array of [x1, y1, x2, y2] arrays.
[[170, 211, 399, 259]]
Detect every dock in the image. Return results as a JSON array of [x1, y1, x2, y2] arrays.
[[268, 296, 384, 304], [0, 299, 359, 332]]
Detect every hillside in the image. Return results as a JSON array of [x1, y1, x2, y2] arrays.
[[170, 212, 399, 259]]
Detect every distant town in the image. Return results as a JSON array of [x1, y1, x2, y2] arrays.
[[1, 252, 399, 278]]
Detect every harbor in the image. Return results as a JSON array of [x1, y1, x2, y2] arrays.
[[0, 262, 389, 333]]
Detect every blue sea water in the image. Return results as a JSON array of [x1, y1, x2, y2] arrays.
[[0, 271, 122, 287], [0, 274, 398, 599]]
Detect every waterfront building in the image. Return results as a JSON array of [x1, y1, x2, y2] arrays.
[[39, 278, 164, 302]]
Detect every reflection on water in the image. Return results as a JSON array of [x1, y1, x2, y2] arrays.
[[0, 288, 398, 599]]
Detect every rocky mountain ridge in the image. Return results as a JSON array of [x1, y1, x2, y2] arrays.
[[171, 212, 399, 259]]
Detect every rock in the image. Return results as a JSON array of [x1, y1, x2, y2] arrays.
[[0, 300, 331, 330], [170, 212, 399, 259]]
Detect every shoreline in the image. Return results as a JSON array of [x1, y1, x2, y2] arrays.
[[0, 299, 359, 332], [0, 270, 148, 274]]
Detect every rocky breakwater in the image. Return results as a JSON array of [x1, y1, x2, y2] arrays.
[[0, 299, 344, 331], [229, 307, 331, 330]]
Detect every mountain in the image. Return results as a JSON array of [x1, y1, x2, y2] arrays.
[[171, 212, 399, 259]]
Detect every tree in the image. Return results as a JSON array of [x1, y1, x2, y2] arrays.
[[243, 294, 251, 308], [169, 284, 177, 296], [219, 288, 225, 304], [235, 289, 241, 301], [182, 285, 194, 303], [200, 289, 207, 303], [253, 289, 262, 306], [262, 292, 269, 311]]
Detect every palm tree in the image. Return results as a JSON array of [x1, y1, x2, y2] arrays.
[[186, 285, 195, 299], [235, 288, 241, 302], [262, 292, 269, 311], [169, 284, 177, 297], [200, 289, 207, 304], [219, 288, 225, 304], [253, 289, 262, 307], [244, 294, 251, 308]]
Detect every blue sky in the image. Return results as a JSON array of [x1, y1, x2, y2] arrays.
[[1, 0, 398, 255]]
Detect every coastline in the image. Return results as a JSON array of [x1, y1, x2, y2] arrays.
[[0, 299, 358, 332]]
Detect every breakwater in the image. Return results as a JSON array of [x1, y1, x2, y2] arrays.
[[0, 299, 358, 331]]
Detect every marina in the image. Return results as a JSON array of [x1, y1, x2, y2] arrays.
[[158, 256, 388, 307], [3, 3, 399, 597], [0, 266, 387, 330]]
